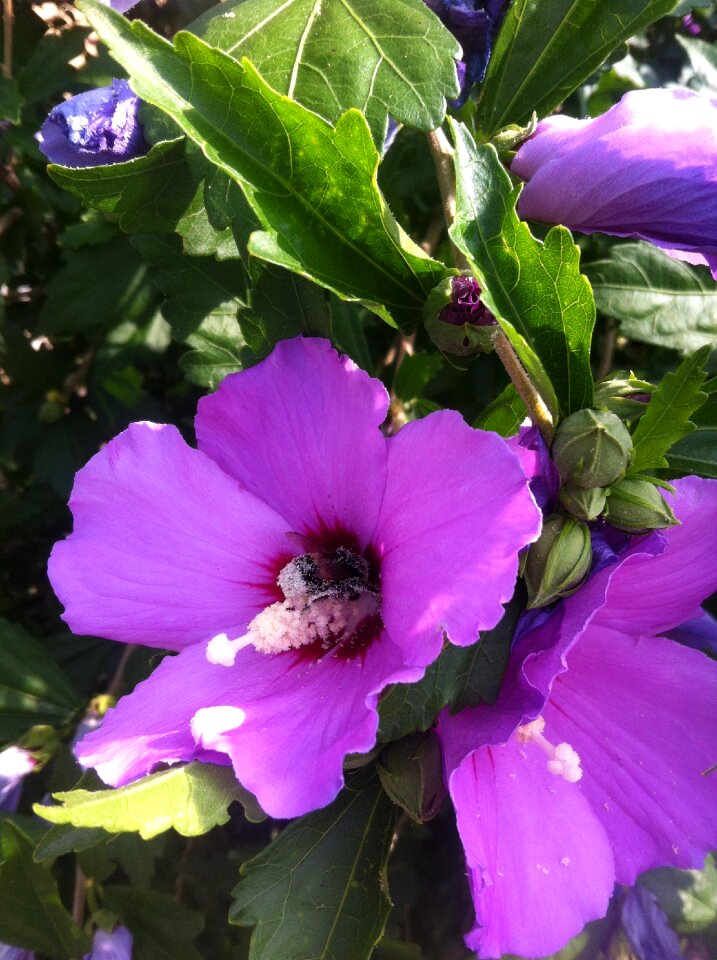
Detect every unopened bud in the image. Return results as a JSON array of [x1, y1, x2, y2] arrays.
[[378, 731, 445, 823], [551, 409, 633, 488], [524, 515, 592, 609], [424, 274, 499, 357], [559, 484, 607, 522], [594, 372, 654, 420], [604, 477, 678, 533]]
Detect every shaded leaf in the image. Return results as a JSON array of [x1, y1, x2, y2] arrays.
[[477, 0, 676, 137], [473, 382, 526, 437], [0, 820, 91, 960], [394, 351, 443, 402], [48, 139, 200, 235], [190, 0, 460, 144], [79, 0, 448, 330], [230, 770, 395, 960], [585, 243, 717, 353], [629, 346, 710, 474], [379, 589, 525, 740], [449, 123, 594, 416], [103, 885, 204, 960], [35, 762, 262, 839], [641, 854, 717, 935], [0, 619, 80, 747]]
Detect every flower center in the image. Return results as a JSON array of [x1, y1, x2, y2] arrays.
[[207, 547, 381, 663], [516, 716, 583, 783]]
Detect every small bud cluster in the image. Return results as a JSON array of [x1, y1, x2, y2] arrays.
[[525, 392, 677, 609]]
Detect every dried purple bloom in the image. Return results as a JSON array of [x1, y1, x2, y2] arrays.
[[512, 89, 717, 279], [83, 925, 133, 960], [439, 476, 717, 957], [49, 337, 540, 819], [37, 80, 148, 168], [424, 0, 509, 105], [440, 276, 497, 327]]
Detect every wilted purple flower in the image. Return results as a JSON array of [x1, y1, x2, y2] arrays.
[[621, 884, 681, 960], [424, 0, 509, 106], [512, 89, 717, 279], [37, 80, 148, 168], [0, 944, 35, 960], [0, 746, 35, 812], [439, 276, 497, 327], [49, 337, 540, 819], [101, 0, 141, 11], [438, 475, 717, 958], [83, 925, 133, 960]]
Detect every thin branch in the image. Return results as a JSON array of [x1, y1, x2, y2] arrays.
[[596, 316, 617, 380], [426, 126, 554, 443], [2, 0, 12, 79], [105, 644, 135, 700], [72, 866, 87, 926]]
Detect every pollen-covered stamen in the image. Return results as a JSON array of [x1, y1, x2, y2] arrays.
[[517, 716, 583, 783]]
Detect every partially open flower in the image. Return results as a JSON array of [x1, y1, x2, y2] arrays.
[[512, 89, 717, 279], [37, 80, 148, 168], [424, 275, 499, 356]]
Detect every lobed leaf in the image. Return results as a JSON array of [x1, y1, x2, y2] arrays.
[[189, 0, 461, 144], [0, 619, 81, 747], [449, 122, 594, 417], [629, 347, 710, 475], [230, 770, 395, 960], [0, 820, 91, 960], [477, 0, 676, 137], [78, 0, 448, 331], [585, 243, 717, 354], [35, 762, 262, 839]]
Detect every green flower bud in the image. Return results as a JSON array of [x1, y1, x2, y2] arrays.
[[594, 372, 654, 421], [551, 409, 633, 488], [559, 484, 607, 522], [524, 515, 592, 609], [378, 731, 445, 823], [604, 477, 678, 533], [424, 274, 499, 357]]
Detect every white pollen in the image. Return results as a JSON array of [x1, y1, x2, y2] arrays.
[[560, 857, 571, 867], [516, 718, 583, 783], [248, 592, 377, 656]]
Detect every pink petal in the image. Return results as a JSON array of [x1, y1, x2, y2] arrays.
[[49, 423, 292, 650], [591, 476, 717, 638], [450, 736, 614, 959], [195, 337, 389, 548], [544, 628, 717, 883], [374, 411, 541, 658], [77, 634, 422, 819]]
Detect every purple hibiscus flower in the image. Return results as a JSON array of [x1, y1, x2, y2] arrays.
[[100, 0, 141, 11], [438, 475, 717, 958], [48, 337, 540, 819], [424, 0, 509, 106], [0, 746, 35, 813], [511, 88, 717, 279], [37, 79, 148, 168], [83, 925, 133, 960]]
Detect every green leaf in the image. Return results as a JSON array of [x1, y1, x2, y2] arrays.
[[449, 123, 594, 416], [35, 762, 261, 839], [0, 75, 23, 124], [379, 589, 525, 740], [0, 619, 81, 746], [78, 0, 448, 330], [641, 855, 717, 935], [0, 820, 91, 960], [230, 770, 395, 960], [629, 347, 710, 474], [103, 886, 204, 960], [473, 382, 526, 437], [133, 233, 251, 389], [48, 139, 201, 235], [667, 431, 717, 479], [678, 35, 717, 95], [394, 351, 443, 402], [189, 0, 460, 144], [35, 823, 108, 862], [585, 243, 717, 353], [476, 0, 676, 137], [38, 234, 159, 336]]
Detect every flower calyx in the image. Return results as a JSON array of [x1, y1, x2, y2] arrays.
[[551, 408, 633, 489], [594, 372, 654, 421], [603, 477, 678, 533]]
